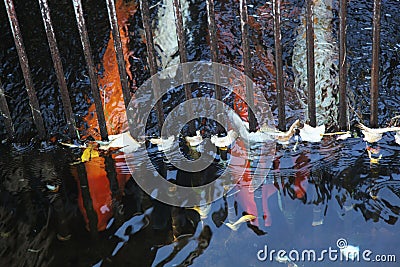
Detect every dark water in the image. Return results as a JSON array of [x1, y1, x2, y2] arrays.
[[1, 0, 400, 266]]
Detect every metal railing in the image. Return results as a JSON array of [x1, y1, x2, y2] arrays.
[[0, 0, 384, 141]]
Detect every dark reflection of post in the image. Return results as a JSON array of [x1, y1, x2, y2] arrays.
[[104, 154, 124, 227], [76, 163, 99, 238]]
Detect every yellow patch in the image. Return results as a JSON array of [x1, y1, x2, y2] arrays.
[[81, 144, 99, 162]]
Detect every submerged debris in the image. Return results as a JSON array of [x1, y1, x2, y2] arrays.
[[210, 130, 238, 148], [189, 204, 212, 220], [81, 144, 100, 162], [356, 123, 400, 143], [367, 146, 382, 164], [185, 130, 204, 147], [224, 214, 256, 231], [260, 120, 300, 144], [150, 135, 175, 151], [299, 123, 325, 142], [97, 132, 142, 153]]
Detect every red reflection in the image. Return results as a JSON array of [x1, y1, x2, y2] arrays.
[[72, 155, 131, 232], [83, 0, 137, 139]]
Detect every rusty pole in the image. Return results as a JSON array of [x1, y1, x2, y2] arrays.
[[305, 0, 316, 127], [239, 0, 256, 132], [39, 0, 77, 139], [206, 0, 222, 101], [370, 0, 381, 128], [339, 0, 348, 130], [272, 0, 286, 131], [206, 0, 224, 134], [72, 0, 108, 141], [4, 0, 46, 140], [105, 0, 131, 109], [173, 0, 196, 134], [138, 0, 165, 133], [0, 79, 15, 139]]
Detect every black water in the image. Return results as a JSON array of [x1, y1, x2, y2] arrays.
[[1, 0, 400, 266]]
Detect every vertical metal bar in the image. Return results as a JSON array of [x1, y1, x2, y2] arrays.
[[239, 0, 256, 132], [206, 0, 222, 101], [173, 0, 195, 134], [339, 0, 348, 130], [105, 0, 131, 109], [72, 0, 108, 141], [0, 79, 15, 139], [370, 0, 381, 128], [39, 0, 77, 139], [206, 0, 224, 134], [138, 0, 165, 133], [4, 0, 46, 140], [305, 0, 316, 127], [173, 0, 188, 66], [272, 0, 286, 131]]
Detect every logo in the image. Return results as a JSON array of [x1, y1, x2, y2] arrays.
[[124, 61, 276, 207]]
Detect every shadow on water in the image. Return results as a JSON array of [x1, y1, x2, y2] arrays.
[[0, 0, 400, 266]]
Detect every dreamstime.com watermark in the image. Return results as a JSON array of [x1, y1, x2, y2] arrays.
[[124, 61, 276, 207], [257, 238, 397, 264]]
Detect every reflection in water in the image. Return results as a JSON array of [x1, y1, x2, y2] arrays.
[[0, 134, 399, 266], [1, 0, 400, 266]]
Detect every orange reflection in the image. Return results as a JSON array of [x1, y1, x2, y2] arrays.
[[72, 155, 131, 232], [76, 0, 137, 231], [83, 0, 137, 139]]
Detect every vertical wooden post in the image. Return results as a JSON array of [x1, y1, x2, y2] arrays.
[[305, 0, 316, 127], [239, 0, 256, 132], [173, 0, 195, 134], [206, 0, 222, 101], [370, 0, 381, 128], [339, 0, 348, 130], [272, 0, 286, 131], [138, 0, 165, 133]]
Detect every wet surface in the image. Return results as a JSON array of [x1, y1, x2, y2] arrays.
[[1, 0, 400, 266]]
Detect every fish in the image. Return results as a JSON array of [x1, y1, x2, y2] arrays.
[[224, 214, 256, 231]]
